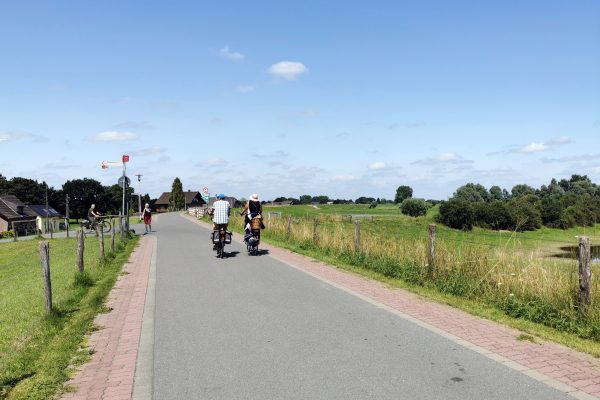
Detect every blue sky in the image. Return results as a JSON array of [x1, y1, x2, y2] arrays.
[[1, 1, 599, 200]]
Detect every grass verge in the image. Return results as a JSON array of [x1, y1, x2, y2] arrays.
[[0, 234, 139, 400]]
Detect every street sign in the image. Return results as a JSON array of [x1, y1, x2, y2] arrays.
[[202, 187, 209, 194], [122, 154, 130, 163], [102, 160, 123, 169], [202, 195, 210, 202], [118, 176, 131, 188]]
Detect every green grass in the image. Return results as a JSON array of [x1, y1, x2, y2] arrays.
[[0, 234, 138, 399]]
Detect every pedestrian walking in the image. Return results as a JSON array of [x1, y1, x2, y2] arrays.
[[143, 203, 152, 233]]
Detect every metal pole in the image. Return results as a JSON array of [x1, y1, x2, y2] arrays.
[[65, 194, 70, 238], [122, 161, 126, 230]]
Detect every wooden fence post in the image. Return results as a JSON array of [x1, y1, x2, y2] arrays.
[[111, 218, 115, 253], [39, 241, 53, 314], [13, 226, 17, 242], [313, 219, 319, 243], [287, 215, 292, 237], [354, 220, 361, 253], [268, 213, 271, 229], [578, 236, 592, 312], [98, 225, 105, 261], [428, 224, 436, 278], [76, 229, 85, 273], [66, 219, 69, 238]]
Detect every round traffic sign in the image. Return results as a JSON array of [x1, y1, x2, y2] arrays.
[[118, 176, 131, 188], [203, 187, 209, 194]]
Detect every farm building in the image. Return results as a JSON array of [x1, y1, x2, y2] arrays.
[[154, 191, 205, 212], [28, 205, 63, 234], [0, 195, 37, 235]]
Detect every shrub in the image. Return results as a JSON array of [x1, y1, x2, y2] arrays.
[[0, 230, 14, 239], [509, 195, 542, 231], [437, 199, 475, 230], [400, 198, 428, 217]]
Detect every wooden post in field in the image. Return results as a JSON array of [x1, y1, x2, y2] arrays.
[[313, 219, 319, 243], [354, 220, 361, 253], [38, 241, 53, 314], [98, 225, 105, 261], [578, 236, 592, 311], [66, 219, 69, 238], [427, 224, 436, 278], [76, 229, 84, 273], [268, 213, 271, 229], [287, 215, 292, 237], [13, 225, 17, 242], [111, 218, 115, 253]]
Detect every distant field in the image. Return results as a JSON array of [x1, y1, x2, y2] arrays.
[[259, 203, 600, 254]]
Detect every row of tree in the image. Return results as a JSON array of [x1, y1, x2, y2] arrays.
[[437, 175, 600, 231], [0, 174, 153, 220]]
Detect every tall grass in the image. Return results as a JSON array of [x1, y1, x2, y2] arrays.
[[229, 214, 600, 341]]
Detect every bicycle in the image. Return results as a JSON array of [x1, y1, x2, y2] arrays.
[[244, 218, 261, 256], [82, 217, 112, 234], [212, 225, 232, 258]]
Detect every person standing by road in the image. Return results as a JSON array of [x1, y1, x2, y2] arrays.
[[143, 203, 152, 233]]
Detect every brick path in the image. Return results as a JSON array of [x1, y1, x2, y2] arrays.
[[61, 235, 155, 400], [189, 216, 600, 400]]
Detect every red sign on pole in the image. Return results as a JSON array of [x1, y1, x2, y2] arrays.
[[122, 154, 130, 163], [203, 187, 209, 194]]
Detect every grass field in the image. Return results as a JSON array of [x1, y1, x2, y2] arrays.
[[0, 233, 138, 399], [219, 203, 600, 353]]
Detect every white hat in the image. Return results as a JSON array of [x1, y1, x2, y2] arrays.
[[250, 193, 259, 201]]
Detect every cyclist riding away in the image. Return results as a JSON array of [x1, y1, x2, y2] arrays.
[[212, 194, 230, 249]]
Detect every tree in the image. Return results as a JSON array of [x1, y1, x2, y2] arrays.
[[437, 199, 475, 231], [299, 195, 312, 204], [3, 177, 48, 204], [355, 196, 375, 204], [511, 184, 536, 199], [453, 183, 490, 203], [489, 186, 503, 201], [395, 185, 413, 203], [509, 194, 542, 231], [169, 177, 185, 211], [400, 198, 428, 217], [62, 178, 108, 220]]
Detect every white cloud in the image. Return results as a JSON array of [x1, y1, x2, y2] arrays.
[[547, 136, 572, 145], [436, 152, 457, 162], [237, 84, 256, 93], [520, 142, 548, 153], [368, 162, 386, 170], [252, 150, 289, 159], [90, 131, 138, 142], [268, 61, 308, 80], [331, 175, 359, 182], [0, 130, 48, 143], [220, 45, 244, 61], [196, 159, 229, 167]]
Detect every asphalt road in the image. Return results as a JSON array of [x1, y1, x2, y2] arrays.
[[153, 212, 571, 400]]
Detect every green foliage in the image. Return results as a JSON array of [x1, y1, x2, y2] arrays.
[[299, 195, 312, 204], [355, 196, 376, 204], [169, 177, 185, 211], [438, 175, 600, 232], [400, 198, 428, 217], [394, 185, 413, 204], [437, 199, 475, 230], [62, 178, 109, 219], [0, 230, 14, 239]]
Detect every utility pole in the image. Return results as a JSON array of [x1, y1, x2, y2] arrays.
[[136, 174, 143, 221]]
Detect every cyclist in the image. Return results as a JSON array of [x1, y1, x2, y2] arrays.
[[87, 204, 102, 230], [240, 193, 264, 231], [212, 194, 230, 249]]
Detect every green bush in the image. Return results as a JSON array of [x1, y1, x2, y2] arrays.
[[0, 230, 14, 239], [437, 199, 475, 230], [400, 198, 428, 217]]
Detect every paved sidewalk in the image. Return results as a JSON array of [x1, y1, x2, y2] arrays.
[[189, 215, 600, 399], [61, 235, 155, 400]]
